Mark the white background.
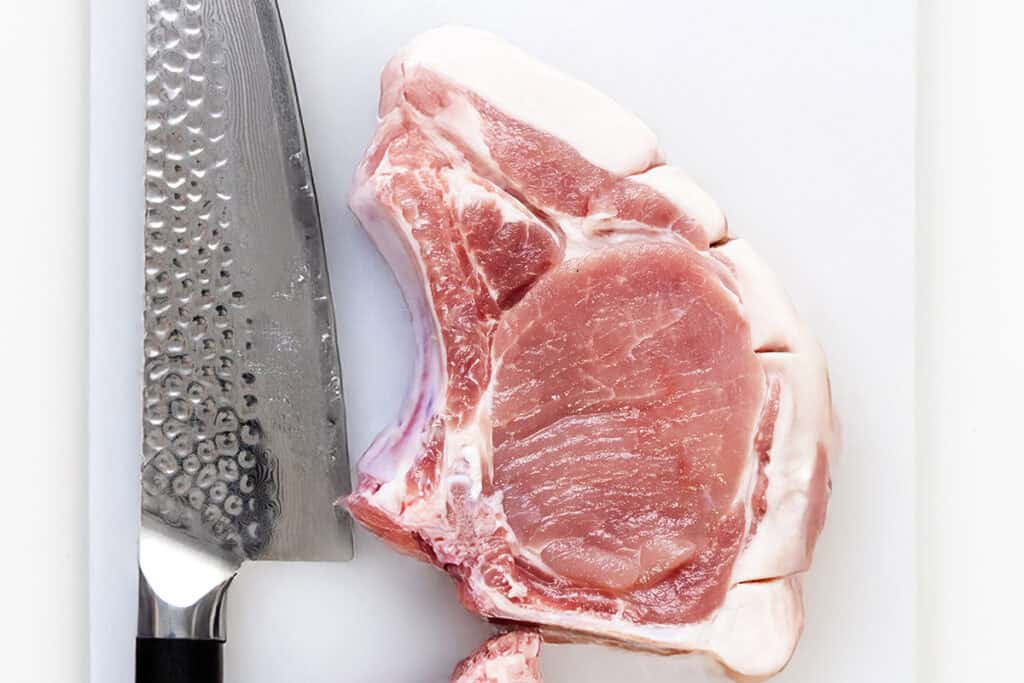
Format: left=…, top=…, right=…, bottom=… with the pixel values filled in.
left=1, top=1, right=1021, bottom=683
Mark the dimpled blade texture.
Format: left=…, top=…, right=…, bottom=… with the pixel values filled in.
left=142, top=0, right=352, bottom=563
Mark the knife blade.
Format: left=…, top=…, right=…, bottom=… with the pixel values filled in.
left=138, top=1, right=351, bottom=681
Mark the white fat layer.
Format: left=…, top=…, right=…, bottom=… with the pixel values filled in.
left=718, top=239, right=811, bottom=355
left=429, top=95, right=497, bottom=171
left=732, top=352, right=828, bottom=583
left=483, top=662, right=514, bottom=681
left=455, top=634, right=541, bottom=683
left=560, top=217, right=691, bottom=261
left=716, top=239, right=836, bottom=584
left=731, top=396, right=766, bottom=538
left=444, top=422, right=489, bottom=500
left=630, top=165, right=728, bottom=244
left=347, top=136, right=449, bottom=516
left=472, top=573, right=803, bottom=679
left=553, top=216, right=590, bottom=260
left=446, top=166, right=519, bottom=222
left=394, top=26, right=663, bottom=175
left=482, top=656, right=533, bottom=682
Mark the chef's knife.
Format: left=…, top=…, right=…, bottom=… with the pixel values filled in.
left=139, top=1, right=352, bottom=681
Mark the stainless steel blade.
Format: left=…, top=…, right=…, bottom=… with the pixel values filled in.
left=140, top=0, right=351, bottom=640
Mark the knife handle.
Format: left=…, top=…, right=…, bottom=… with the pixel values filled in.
left=136, top=638, right=223, bottom=683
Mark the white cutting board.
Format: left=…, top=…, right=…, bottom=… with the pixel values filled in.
left=89, top=1, right=915, bottom=682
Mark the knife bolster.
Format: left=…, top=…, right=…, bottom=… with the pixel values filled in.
left=138, top=570, right=233, bottom=641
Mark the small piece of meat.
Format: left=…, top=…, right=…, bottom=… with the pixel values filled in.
left=450, top=632, right=544, bottom=683
left=346, top=26, right=836, bottom=681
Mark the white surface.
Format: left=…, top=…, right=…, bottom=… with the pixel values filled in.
left=0, top=4, right=89, bottom=683
left=916, top=2, right=1024, bottom=682
left=86, top=1, right=917, bottom=682
left=89, top=2, right=146, bottom=683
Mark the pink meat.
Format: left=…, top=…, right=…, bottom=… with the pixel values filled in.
left=450, top=632, right=543, bottom=683
left=346, top=27, right=836, bottom=681
left=492, top=243, right=761, bottom=621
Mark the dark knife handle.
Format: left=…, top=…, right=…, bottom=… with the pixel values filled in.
left=136, top=638, right=223, bottom=683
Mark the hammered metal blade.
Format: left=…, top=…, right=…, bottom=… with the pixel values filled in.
left=142, top=0, right=352, bottom=584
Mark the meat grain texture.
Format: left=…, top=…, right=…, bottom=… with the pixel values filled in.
left=346, top=26, right=837, bottom=681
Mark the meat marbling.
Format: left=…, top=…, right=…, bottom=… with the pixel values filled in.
left=346, top=26, right=836, bottom=680
left=451, top=632, right=543, bottom=683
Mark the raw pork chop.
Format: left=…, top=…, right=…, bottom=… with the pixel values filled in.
left=347, top=27, right=836, bottom=680
left=451, top=632, right=543, bottom=683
